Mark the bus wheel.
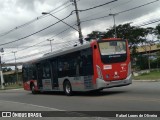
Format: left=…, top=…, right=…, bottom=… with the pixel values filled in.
left=64, top=81, right=73, bottom=96
left=31, top=84, right=36, bottom=94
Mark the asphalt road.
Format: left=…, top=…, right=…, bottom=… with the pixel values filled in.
left=0, top=81, right=160, bottom=120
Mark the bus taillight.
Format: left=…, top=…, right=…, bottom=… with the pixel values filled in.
left=96, top=65, right=103, bottom=79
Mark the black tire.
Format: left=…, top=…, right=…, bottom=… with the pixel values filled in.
left=63, top=81, right=73, bottom=96
left=30, top=84, right=36, bottom=94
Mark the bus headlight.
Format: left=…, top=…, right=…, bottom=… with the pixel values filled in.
left=96, top=65, right=103, bottom=79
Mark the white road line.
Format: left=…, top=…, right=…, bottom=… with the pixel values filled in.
left=0, top=100, right=112, bottom=118
left=0, top=100, right=64, bottom=111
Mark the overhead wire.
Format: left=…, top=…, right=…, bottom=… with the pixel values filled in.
left=3, top=0, right=160, bottom=63
left=0, top=0, right=72, bottom=38
left=0, top=12, right=74, bottom=47
left=3, top=21, right=77, bottom=56
left=0, top=0, right=118, bottom=47
left=80, top=0, right=133, bottom=21
left=81, top=0, right=160, bottom=23
left=78, top=0, right=118, bottom=12
left=5, top=40, right=78, bottom=62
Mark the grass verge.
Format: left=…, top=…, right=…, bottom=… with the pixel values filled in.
left=133, top=70, right=160, bottom=80
left=0, top=84, right=23, bottom=90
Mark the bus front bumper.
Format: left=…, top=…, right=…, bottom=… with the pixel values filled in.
left=96, top=74, right=132, bottom=89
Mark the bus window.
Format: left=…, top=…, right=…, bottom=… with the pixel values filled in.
left=42, top=61, right=51, bottom=79
left=58, top=52, right=78, bottom=78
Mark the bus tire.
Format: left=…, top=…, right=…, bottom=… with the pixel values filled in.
left=30, top=83, right=36, bottom=94
left=63, top=81, right=73, bottom=96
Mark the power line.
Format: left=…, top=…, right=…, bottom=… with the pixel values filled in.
left=5, top=17, right=159, bottom=57
left=0, top=0, right=72, bottom=38
left=80, top=0, right=133, bottom=21
left=0, top=0, right=119, bottom=47
left=118, top=0, right=159, bottom=14
left=5, top=40, right=78, bottom=62
left=3, top=22, right=77, bottom=56
left=81, top=0, right=160, bottom=23
left=0, top=0, right=82, bottom=38
left=78, top=0, right=118, bottom=12
left=0, top=12, right=74, bottom=47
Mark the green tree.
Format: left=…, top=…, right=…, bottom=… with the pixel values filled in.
left=85, top=31, right=106, bottom=41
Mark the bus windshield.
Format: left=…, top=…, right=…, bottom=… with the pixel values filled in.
left=99, top=41, right=126, bottom=55
left=98, top=40, right=127, bottom=64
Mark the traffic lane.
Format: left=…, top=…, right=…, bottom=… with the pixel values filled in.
left=1, top=100, right=157, bottom=120
left=0, top=82, right=160, bottom=111
left=0, top=99, right=61, bottom=111
left=0, top=100, right=112, bottom=120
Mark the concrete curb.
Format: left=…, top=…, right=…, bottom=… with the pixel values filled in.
left=133, top=80, right=160, bottom=82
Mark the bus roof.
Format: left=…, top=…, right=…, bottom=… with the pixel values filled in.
left=34, top=42, right=91, bottom=63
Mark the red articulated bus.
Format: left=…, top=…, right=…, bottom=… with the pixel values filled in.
left=22, top=38, right=132, bottom=95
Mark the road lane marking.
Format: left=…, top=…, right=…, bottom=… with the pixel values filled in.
left=0, top=100, right=96, bottom=117
left=0, top=100, right=64, bottom=111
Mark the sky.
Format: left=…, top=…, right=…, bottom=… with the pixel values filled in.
left=0, top=0, right=160, bottom=64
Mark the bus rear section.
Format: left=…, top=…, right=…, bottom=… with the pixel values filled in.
left=92, top=38, right=132, bottom=90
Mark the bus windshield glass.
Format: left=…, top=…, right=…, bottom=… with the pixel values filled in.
left=99, top=41, right=126, bottom=55
left=98, top=40, right=127, bottom=64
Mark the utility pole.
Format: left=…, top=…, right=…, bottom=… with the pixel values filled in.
left=12, top=51, right=18, bottom=84
left=0, top=48, right=4, bottom=89
left=72, top=0, right=83, bottom=44
left=47, top=39, right=54, bottom=52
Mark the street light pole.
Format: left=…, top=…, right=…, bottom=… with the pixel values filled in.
left=47, top=39, right=54, bottom=52
left=109, top=13, right=118, bottom=38
left=12, top=51, right=18, bottom=84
